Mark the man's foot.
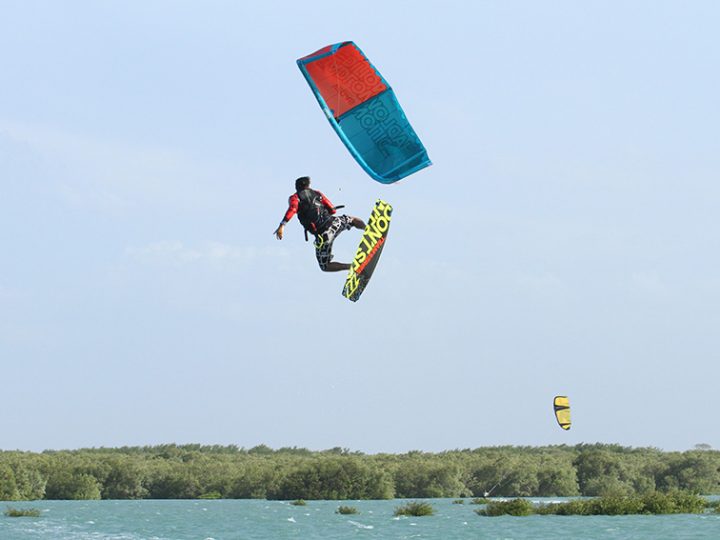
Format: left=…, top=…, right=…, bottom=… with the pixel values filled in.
left=323, top=262, right=351, bottom=272
left=351, top=217, right=366, bottom=229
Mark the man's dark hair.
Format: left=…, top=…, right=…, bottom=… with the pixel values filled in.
left=295, top=176, right=311, bottom=191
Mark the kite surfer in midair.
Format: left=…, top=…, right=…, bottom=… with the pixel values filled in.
left=274, top=176, right=366, bottom=272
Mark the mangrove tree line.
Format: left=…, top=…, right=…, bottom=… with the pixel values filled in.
left=0, top=444, right=718, bottom=501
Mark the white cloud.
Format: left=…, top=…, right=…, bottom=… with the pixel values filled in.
left=0, top=121, right=243, bottom=211
left=630, top=271, right=667, bottom=296
left=515, top=271, right=567, bottom=297
left=125, top=240, right=290, bottom=268
left=0, top=285, right=15, bottom=300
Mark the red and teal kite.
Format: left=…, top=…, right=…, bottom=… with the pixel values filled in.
left=297, top=42, right=431, bottom=184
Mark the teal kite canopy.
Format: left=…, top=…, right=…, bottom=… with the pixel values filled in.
left=297, top=41, right=431, bottom=184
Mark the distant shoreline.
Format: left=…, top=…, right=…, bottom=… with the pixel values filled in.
left=1, top=443, right=718, bottom=501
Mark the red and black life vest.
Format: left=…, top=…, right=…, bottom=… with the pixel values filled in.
left=296, top=189, right=332, bottom=235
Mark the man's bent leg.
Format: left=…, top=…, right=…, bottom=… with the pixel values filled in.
left=316, top=236, right=348, bottom=272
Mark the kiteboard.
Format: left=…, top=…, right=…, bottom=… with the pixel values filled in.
left=342, top=200, right=392, bottom=302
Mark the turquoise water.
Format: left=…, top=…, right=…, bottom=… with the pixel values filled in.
left=2, top=499, right=720, bottom=540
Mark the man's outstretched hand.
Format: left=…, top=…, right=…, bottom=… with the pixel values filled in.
left=273, top=224, right=284, bottom=240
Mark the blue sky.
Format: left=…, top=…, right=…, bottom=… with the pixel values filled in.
left=2, top=1, right=719, bottom=453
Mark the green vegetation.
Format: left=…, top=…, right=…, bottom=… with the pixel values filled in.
left=0, top=444, right=718, bottom=501
left=476, top=498, right=533, bottom=516
left=394, top=501, right=434, bottom=516
left=336, top=505, right=359, bottom=514
left=476, top=492, right=707, bottom=517
left=4, top=507, right=41, bottom=517
left=452, top=499, right=465, bottom=504
left=290, top=499, right=306, bottom=506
